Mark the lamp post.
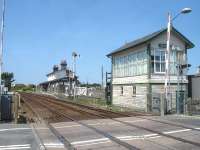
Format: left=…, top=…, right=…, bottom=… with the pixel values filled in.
left=164, top=8, right=192, bottom=113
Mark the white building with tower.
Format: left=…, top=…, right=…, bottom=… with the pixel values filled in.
left=107, top=27, right=194, bottom=113
left=38, top=60, right=79, bottom=95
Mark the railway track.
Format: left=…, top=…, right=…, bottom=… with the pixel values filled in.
left=21, top=93, right=130, bottom=123
left=33, top=93, right=152, bottom=117
left=22, top=93, right=200, bottom=132
left=21, top=92, right=140, bottom=150
left=21, top=93, right=200, bottom=150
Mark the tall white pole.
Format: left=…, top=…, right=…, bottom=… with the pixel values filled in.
left=101, top=65, right=104, bottom=89
left=164, top=13, right=171, bottom=113
left=72, top=52, right=77, bottom=100
left=0, top=0, right=5, bottom=91
left=177, top=52, right=180, bottom=114
left=73, top=55, right=76, bottom=100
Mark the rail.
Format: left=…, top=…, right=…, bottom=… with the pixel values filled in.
left=21, top=93, right=200, bottom=149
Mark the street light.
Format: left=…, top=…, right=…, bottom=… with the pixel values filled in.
left=172, top=8, right=192, bottom=21
left=164, top=8, right=192, bottom=113
left=181, top=8, right=192, bottom=14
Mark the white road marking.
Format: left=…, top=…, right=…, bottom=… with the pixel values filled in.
left=52, top=118, right=199, bottom=148
left=44, top=143, right=64, bottom=148
left=123, top=135, right=161, bottom=141
left=72, top=138, right=109, bottom=145
left=37, top=127, right=51, bottom=130
left=55, top=124, right=81, bottom=129
left=117, top=133, right=158, bottom=139
left=124, top=119, right=146, bottom=123
left=163, top=129, right=191, bottom=134
left=0, top=144, right=30, bottom=148
left=74, top=141, right=111, bottom=147
left=0, top=128, right=31, bottom=132
left=72, top=134, right=160, bottom=146
left=71, top=136, right=162, bottom=148
left=54, top=119, right=146, bottom=129
left=0, top=147, right=31, bottom=150
left=148, top=136, right=162, bottom=139
left=0, top=144, right=31, bottom=150
left=70, top=127, right=196, bottom=147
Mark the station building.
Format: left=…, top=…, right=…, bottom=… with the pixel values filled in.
left=38, top=60, right=79, bottom=96
left=107, top=27, right=194, bottom=113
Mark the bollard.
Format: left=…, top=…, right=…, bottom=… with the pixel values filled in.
left=160, top=93, right=164, bottom=117
left=14, top=92, right=21, bottom=123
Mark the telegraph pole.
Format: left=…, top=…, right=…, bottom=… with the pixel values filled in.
left=101, top=65, right=104, bottom=89
left=0, top=0, right=5, bottom=93
left=72, top=52, right=79, bottom=100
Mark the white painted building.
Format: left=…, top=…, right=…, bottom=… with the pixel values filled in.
left=47, top=61, right=73, bottom=81
left=39, top=60, right=78, bottom=95
left=107, top=27, right=194, bottom=113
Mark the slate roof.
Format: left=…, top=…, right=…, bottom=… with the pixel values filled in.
left=107, top=26, right=194, bottom=57
left=39, top=77, right=70, bottom=85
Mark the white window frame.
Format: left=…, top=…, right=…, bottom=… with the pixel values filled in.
left=153, top=49, right=166, bottom=74
left=152, top=49, right=178, bottom=74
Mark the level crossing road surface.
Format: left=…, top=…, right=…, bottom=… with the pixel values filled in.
left=0, top=124, right=39, bottom=150
left=0, top=123, right=65, bottom=150
left=51, top=115, right=200, bottom=150
left=0, top=115, right=200, bottom=150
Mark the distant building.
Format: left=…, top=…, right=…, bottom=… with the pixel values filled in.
left=188, top=66, right=200, bottom=99
left=107, top=27, right=194, bottom=113
left=47, top=60, right=73, bottom=81
left=38, top=60, right=79, bottom=95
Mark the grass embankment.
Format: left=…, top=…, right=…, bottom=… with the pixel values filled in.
left=55, top=94, right=144, bottom=113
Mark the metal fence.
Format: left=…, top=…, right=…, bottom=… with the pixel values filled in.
left=76, top=87, right=105, bottom=100
left=147, top=93, right=167, bottom=115
left=146, top=92, right=187, bottom=115
left=147, top=92, right=200, bottom=116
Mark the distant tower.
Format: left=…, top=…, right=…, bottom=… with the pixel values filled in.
left=53, top=65, right=59, bottom=72
left=60, top=60, right=67, bottom=70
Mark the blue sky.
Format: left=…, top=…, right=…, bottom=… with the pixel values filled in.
left=1, top=0, right=200, bottom=84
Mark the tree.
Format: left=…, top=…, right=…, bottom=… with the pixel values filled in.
left=1, top=72, right=14, bottom=91
left=12, top=83, right=36, bottom=92
left=11, top=84, right=26, bottom=91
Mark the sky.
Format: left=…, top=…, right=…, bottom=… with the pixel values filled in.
left=0, top=0, right=200, bottom=84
